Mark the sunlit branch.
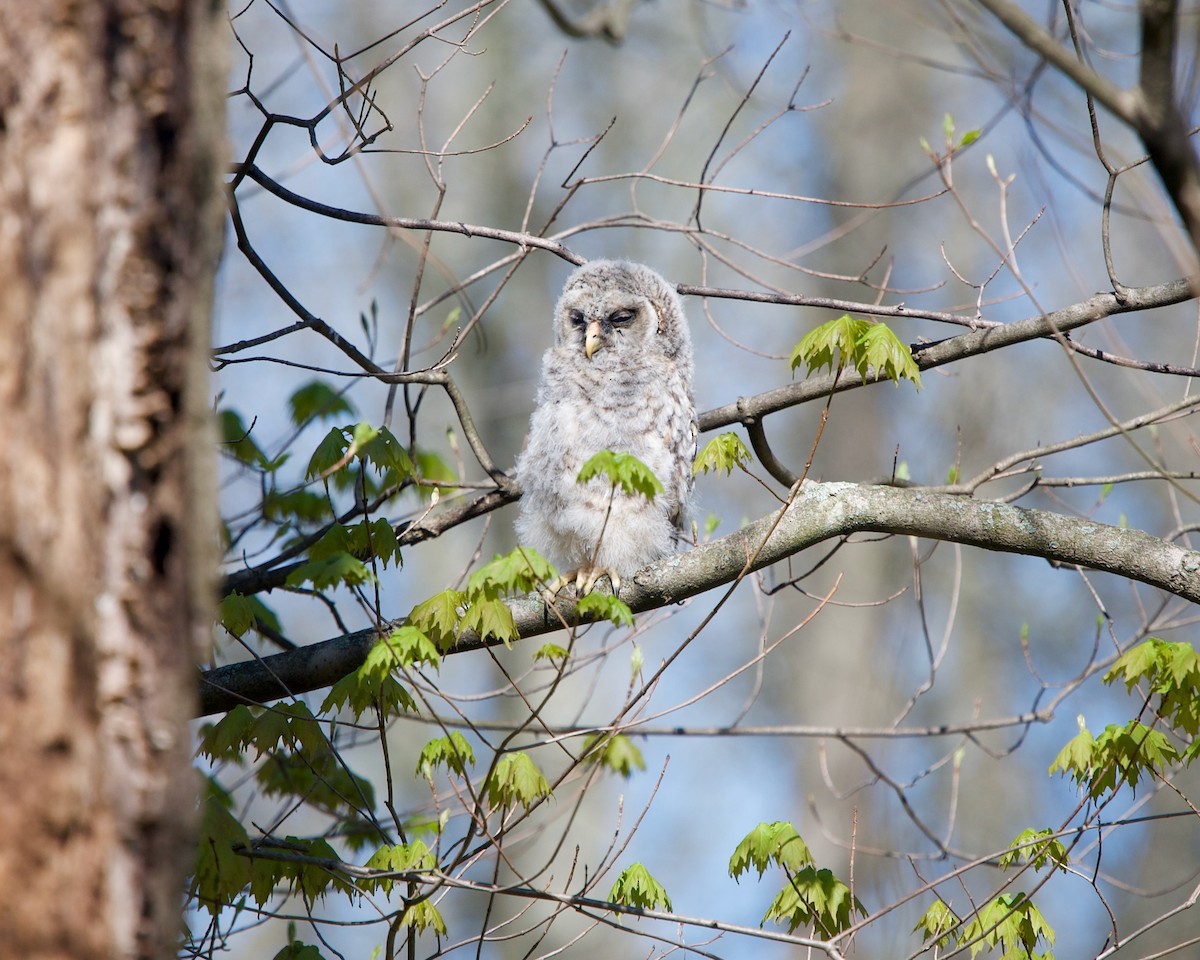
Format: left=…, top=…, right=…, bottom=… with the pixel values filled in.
left=199, top=481, right=1200, bottom=714
left=697, top=277, right=1194, bottom=431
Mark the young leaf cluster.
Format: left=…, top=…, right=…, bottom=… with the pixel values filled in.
left=406, top=546, right=556, bottom=652
left=999, top=829, right=1069, bottom=874
left=321, top=549, right=559, bottom=726
left=693, top=432, right=753, bottom=477
left=790, top=314, right=921, bottom=389
left=1050, top=716, right=1181, bottom=800
left=285, top=518, right=401, bottom=590
left=217, top=591, right=282, bottom=640
left=1105, top=638, right=1200, bottom=753
left=577, top=449, right=664, bottom=500
left=193, top=777, right=358, bottom=917
left=582, top=733, right=646, bottom=778
left=608, top=862, right=673, bottom=912
left=359, top=840, right=437, bottom=895
left=485, top=752, right=552, bottom=811
left=416, top=731, right=476, bottom=782
left=915, top=893, right=1055, bottom=959
left=321, top=628, right=426, bottom=719
left=576, top=591, right=635, bottom=627
left=729, top=821, right=862, bottom=938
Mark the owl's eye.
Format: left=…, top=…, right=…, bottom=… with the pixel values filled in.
left=568, top=310, right=586, bottom=327
left=608, top=310, right=635, bottom=326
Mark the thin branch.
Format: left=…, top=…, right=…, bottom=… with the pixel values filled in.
left=238, top=164, right=584, bottom=264
left=973, top=0, right=1138, bottom=124
left=697, top=277, right=1195, bottom=431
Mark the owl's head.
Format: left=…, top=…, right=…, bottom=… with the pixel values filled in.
left=553, top=259, right=692, bottom=364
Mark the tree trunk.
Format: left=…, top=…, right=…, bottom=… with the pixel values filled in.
left=0, top=3, right=225, bottom=958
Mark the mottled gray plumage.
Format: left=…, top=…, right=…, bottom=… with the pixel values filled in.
left=515, top=259, right=697, bottom=592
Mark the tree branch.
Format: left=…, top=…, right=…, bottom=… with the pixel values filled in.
left=199, top=481, right=1200, bottom=715
left=698, top=278, right=1193, bottom=432
left=972, top=0, right=1138, bottom=124
left=975, top=0, right=1200, bottom=264
left=1132, top=0, right=1200, bottom=261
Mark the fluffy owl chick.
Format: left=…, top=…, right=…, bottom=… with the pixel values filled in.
left=515, top=259, right=697, bottom=596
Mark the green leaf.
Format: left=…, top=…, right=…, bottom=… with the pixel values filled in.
left=306, top=523, right=354, bottom=561
left=288, top=380, right=355, bottom=427
left=399, top=900, right=447, bottom=935
left=789, top=314, right=920, bottom=388
left=693, top=432, right=753, bottom=477
left=467, top=548, right=556, bottom=601
left=962, top=892, right=1055, bottom=958
left=306, top=426, right=352, bottom=480
left=1048, top=715, right=1095, bottom=782
left=1000, top=828, right=1069, bottom=874
left=729, top=821, right=813, bottom=880
left=257, top=748, right=375, bottom=819
left=533, top=642, right=570, bottom=662
left=198, top=704, right=256, bottom=761
left=608, top=862, right=672, bottom=912
left=959, top=128, right=981, bottom=147
left=271, top=940, right=326, bottom=960
left=217, top=592, right=282, bottom=641
left=379, top=625, right=442, bottom=670
left=1104, top=638, right=1161, bottom=691
left=458, top=598, right=518, bottom=646
left=321, top=654, right=417, bottom=720
left=914, top=898, right=960, bottom=950
left=219, top=409, right=268, bottom=468
left=361, top=840, right=437, bottom=895
left=577, top=450, right=664, bottom=500
left=762, top=866, right=864, bottom=938
left=583, top=734, right=646, bottom=778
left=416, top=448, right=459, bottom=495
left=192, top=777, right=252, bottom=916
left=408, top=589, right=467, bottom=652
left=576, top=592, right=635, bottom=627
left=790, top=314, right=872, bottom=379
left=285, top=554, right=373, bottom=590
left=357, top=425, right=414, bottom=481
left=264, top=488, right=331, bottom=524
left=288, top=838, right=354, bottom=901
left=856, top=322, right=923, bottom=387
left=307, top=518, right=400, bottom=567
left=486, top=752, right=552, bottom=810
left=416, top=732, right=476, bottom=781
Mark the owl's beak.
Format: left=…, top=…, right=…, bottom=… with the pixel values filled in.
left=584, top=320, right=603, bottom=359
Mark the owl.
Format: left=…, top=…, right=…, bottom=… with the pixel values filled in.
left=515, top=259, right=697, bottom=595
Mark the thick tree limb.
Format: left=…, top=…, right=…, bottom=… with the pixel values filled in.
left=220, top=277, right=1193, bottom=598
left=199, top=481, right=1200, bottom=715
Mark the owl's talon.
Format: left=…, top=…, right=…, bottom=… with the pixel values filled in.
left=540, top=575, right=570, bottom=605
left=541, top=566, right=621, bottom=603
left=574, top=565, right=619, bottom=597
